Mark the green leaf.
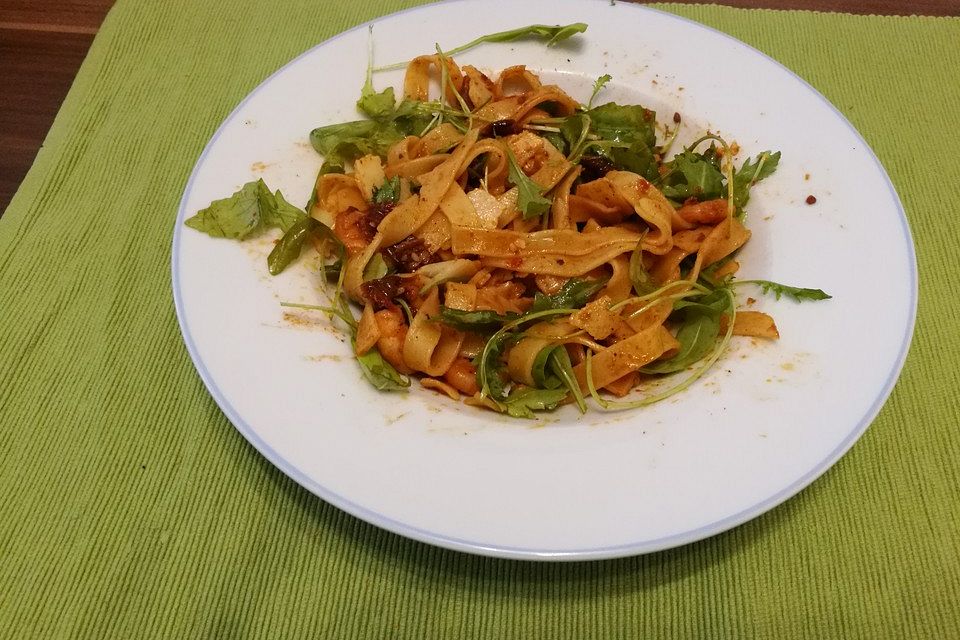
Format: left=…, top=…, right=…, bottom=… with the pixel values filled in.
left=390, top=100, right=437, bottom=136
left=641, top=313, right=720, bottom=374
left=610, top=141, right=658, bottom=181
left=185, top=180, right=306, bottom=240
left=357, top=85, right=397, bottom=120
left=262, top=189, right=306, bottom=232
left=629, top=237, right=657, bottom=296
left=560, top=114, right=589, bottom=149
left=355, top=343, right=411, bottom=391
left=436, top=307, right=519, bottom=332
left=530, top=277, right=608, bottom=313
left=477, top=332, right=518, bottom=401
left=310, top=120, right=379, bottom=156
left=733, top=151, right=781, bottom=211
left=588, top=74, right=612, bottom=109
left=377, top=23, right=588, bottom=73
left=185, top=180, right=264, bottom=239
left=561, top=113, right=593, bottom=162
left=373, top=176, right=401, bottom=205
left=672, top=288, right=733, bottom=315
left=267, top=216, right=340, bottom=276
left=438, top=279, right=606, bottom=332
left=542, top=131, right=569, bottom=156
left=587, top=102, right=657, bottom=149
left=548, top=347, right=586, bottom=413
left=310, top=101, right=435, bottom=169
left=304, top=176, right=320, bottom=213
left=362, top=253, right=390, bottom=281
left=641, top=289, right=732, bottom=374
left=309, top=119, right=405, bottom=168
left=318, top=161, right=346, bottom=177
left=737, top=279, right=831, bottom=302
left=444, top=22, right=588, bottom=57
left=506, top=148, right=552, bottom=219
left=579, top=102, right=658, bottom=176
left=503, top=387, right=570, bottom=419
left=531, top=345, right=562, bottom=389
left=661, top=150, right=725, bottom=201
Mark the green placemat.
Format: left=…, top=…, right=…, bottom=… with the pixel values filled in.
left=1, top=1, right=958, bottom=637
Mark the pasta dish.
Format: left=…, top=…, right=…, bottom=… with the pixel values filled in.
left=185, top=24, right=828, bottom=419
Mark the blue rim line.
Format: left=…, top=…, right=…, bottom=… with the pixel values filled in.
left=171, top=0, right=918, bottom=561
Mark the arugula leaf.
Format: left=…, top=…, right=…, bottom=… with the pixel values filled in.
left=642, top=289, right=732, bottom=374
left=736, top=279, right=831, bottom=302
left=304, top=176, right=320, bottom=213
left=355, top=342, right=411, bottom=391
left=629, top=237, right=657, bottom=295
left=542, top=131, right=568, bottom=156
left=438, top=279, right=605, bottom=332
left=267, top=215, right=341, bottom=276
left=373, top=176, right=401, bottom=205
left=436, top=307, right=520, bottom=332
left=733, top=151, right=781, bottom=211
left=356, top=24, right=396, bottom=120
left=309, top=119, right=403, bottom=172
left=362, top=253, right=391, bottom=281
left=185, top=179, right=305, bottom=239
left=530, top=278, right=608, bottom=313
left=587, top=102, right=657, bottom=150
left=321, top=258, right=344, bottom=282
left=577, top=102, right=659, bottom=177
left=642, top=313, right=720, bottom=374
left=588, top=74, right=612, bottom=109
left=560, top=114, right=589, bottom=150
left=506, top=148, right=552, bottom=219
left=310, top=101, right=434, bottom=171
left=660, top=150, right=725, bottom=201
left=263, top=189, right=306, bottom=231
left=548, top=347, right=586, bottom=413
left=672, top=288, right=732, bottom=315
left=377, top=23, right=588, bottom=72
left=559, top=113, right=596, bottom=163
left=390, top=99, right=437, bottom=135
left=531, top=345, right=563, bottom=389
left=441, top=23, right=588, bottom=57
left=503, top=387, right=569, bottom=419
left=610, top=141, right=658, bottom=182
left=477, top=332, right=517, bottom=400
left=318, top=162, right=346, bottom=178
left=357, top=85, right=397, bottom=120
left=185, top=180, right=263, bottom=239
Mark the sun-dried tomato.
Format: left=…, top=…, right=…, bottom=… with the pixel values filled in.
left=579, top=155, right=615, bottom=181
left=384, top=236, right=436, bottom=272
left=359, top=274, right=419, bottom=311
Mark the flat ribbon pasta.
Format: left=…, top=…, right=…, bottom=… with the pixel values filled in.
left=402, top=286, right=470, bottom=376
left=572, top=324, right=678, bottom=391
left=403, top=55, right=464, bottom=104
left=604, top=171, right=675, bottom=255
left=380, top=127, right=480, bottom=247
left=450, top=226, right=643, bottom=277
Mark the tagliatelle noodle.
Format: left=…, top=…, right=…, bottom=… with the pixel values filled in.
left=403, top=54, right=464, bottom=104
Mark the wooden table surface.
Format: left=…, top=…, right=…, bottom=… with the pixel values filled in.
left=1, top=0, right=957, bottom=215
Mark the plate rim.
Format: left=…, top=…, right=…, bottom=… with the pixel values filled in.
left=171, top=0, right=918, bottom=560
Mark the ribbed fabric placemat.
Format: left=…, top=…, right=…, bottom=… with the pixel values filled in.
left=1, top=1, right=958, bottom=637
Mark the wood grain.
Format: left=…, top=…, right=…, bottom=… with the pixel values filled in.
left=0, top=0, right=114, bottom=30
left=1, top=0, right=957, bottom=215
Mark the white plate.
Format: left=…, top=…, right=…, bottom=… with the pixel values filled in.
left=172, top=0, right=916, bottom=560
